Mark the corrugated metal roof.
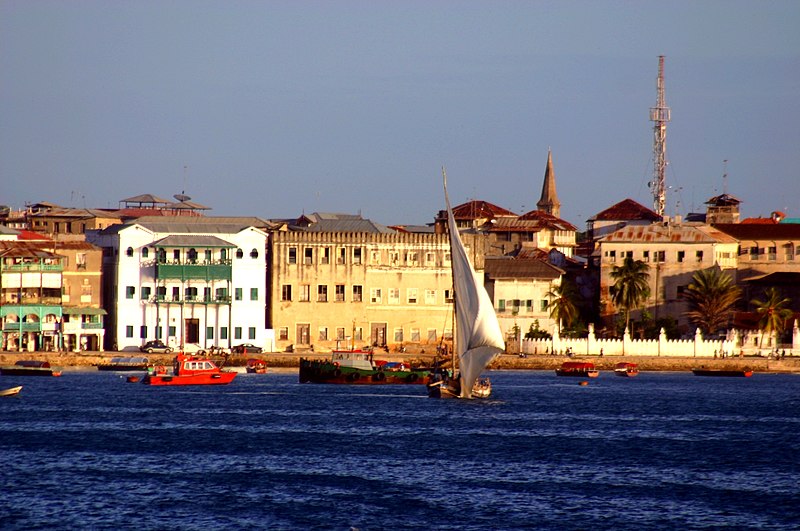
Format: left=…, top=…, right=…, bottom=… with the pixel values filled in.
left=589, top=198, right=661, bottom=222
left=484, top=256, right=563, bottom=279
left=600, top=224, right=732, bottom=244
left=153, top=235, right=235, bottom=247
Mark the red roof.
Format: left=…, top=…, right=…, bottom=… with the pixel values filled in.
left=451, top=200, right=516, bottom=221
left=590, top=199, right=660, bottom=222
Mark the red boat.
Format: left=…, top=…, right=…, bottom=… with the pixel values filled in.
left=555, top=361, right=599, bottom=378
left=142, top=353, right=237, bottom=386
left=246, top=358, right=268, bottom=374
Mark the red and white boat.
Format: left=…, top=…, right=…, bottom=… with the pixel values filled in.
left=555, top=361, right=599, bottom=378
left=142, top=353, right=236, bottom=386
left=614, top=362, right=639, bottom=377
left=246, top=358, right=268, bottom=374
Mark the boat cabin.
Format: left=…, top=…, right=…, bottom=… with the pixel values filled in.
left=330, top=349, right=374, bottom=371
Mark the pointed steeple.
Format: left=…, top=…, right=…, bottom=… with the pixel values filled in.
left=537, top=149, right=561, bottom=218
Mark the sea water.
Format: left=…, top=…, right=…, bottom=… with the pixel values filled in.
left=1, top=370, right=798, bottom=530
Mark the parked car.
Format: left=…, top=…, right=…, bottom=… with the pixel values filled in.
left=140, top=340, right=173, bottom=354
left=232, top=343, right=262, bottom=354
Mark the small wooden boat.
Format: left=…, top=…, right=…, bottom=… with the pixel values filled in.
left=0, top=360, right=62, bottom=377
left=692, top=368, right=753, bottom=377
left=614, top=362, right=639, bottom=377
left=556, top=361, right=599, bottom=378
left=0, top=386, right=23, bottom=397
left=245, top=358, right=268, bottom=374
left=142, top=353, right=237, bottom=386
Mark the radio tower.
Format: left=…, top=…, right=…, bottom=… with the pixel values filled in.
left=649, top=56, right=670, bottom=220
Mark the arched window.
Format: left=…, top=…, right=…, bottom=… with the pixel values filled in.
left=126, top=247, right=134, bottom=257
left=220, top=249, right=227, bottom=261
left=250, top=248, right=259, bottom=259
left=142, top=247, right=149, bottom=258
left=188, top=248, right=198, bottom=263
left=205, top=250, right=212, bottom=262
left=157, top=249, right=166, bottom=263
left=236, top=248, right=244, bottom=259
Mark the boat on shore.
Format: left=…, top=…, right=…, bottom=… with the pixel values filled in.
left=96, top=356, right=150, bottom=372
left=0, top=360, right=62, bottom=377
left=614, top=362, right=639, bottom=377
left=556, top=361, right=599, bottom=378
left=246, top=358, right=268, bottom=374
left=142, top=353, right=236, bottom=386
left=0, top=386, right=23, bottom=397
left=427, top=168, right=505, bottom=399
left=299, top=348, right=430, bottom=385
left=692, top=367, right=753, bottom=377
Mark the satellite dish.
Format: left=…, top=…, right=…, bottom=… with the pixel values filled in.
left=173, top=194, right=191, bottom=202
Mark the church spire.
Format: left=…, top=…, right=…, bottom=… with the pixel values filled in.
left=537, top=149, right=561, bottom=218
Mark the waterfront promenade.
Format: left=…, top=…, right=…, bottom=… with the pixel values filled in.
left=2, top=350, right=799, bottom=374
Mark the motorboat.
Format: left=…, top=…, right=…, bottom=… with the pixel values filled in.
left=142, top=353, right=236, bottom=386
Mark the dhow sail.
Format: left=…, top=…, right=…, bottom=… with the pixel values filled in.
left=443, top=168, right=505, bottom=398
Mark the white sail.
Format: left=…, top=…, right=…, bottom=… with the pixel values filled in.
left=443, top=169, right=505, bottom=398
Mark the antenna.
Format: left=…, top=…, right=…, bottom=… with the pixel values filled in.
left=649, top=56, right=670, bottom=220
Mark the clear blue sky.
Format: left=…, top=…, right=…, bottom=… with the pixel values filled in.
left=2, top=0, right=798, bottom=227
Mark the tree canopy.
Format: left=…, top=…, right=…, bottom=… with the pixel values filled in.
left=683, top=267, right=741, bottom=335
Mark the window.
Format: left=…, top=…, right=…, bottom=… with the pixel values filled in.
left=168, top=326, right=176, bottom=337
left=185, top=287, right=198, bottom=301
left=140, top=325, right=147, bottom=339
left=297, top=324, right=310, bottom=344
left=250, top=288, right=258, bottom=301
left=318, top=327, right=328, bottom=341
left=215, top=287, right=228, bottom=301
left=141, top=286, right=151, bottom=300
left=236, top=248, right=244, bottom=259
left=407, top=288, right=418, bottom=304
left=279, top=327, right=289, bottom=340
left=188, top=248, right=197, bottom=263
left=335, top=284, right=345, bottom=302
left=370, top=288, right=382, bottom=303
left=406, top=251, right=419, bottom=265
left=388, top=288, right=400, bottom=304
left=696, top=250, right=704, bottom=262
left=235, top=288, right=243, bottom=301
left=643, top=250, right=650, bottom=262
left=125, top=286, right=135, bottom=299
left=207, top=327, right=214, bottom=340
left=155, top=327, right=163, bottom=339
left=300, top=285, right=311, bottom=302
left=126, top=247, right=134, bottom=257
left=281, top=285, right=292, bottom=301
left=235, top=327, right=242, bottom=340
left=220, top=249, right=227, bottom=261
left=142, top=247, right=149, bottom=258
left=321, top=247, right=330, bottom=264
left=126, top=326, right=134, bottom=338
left=425, top=289, right=436, bottom=305
left=498, top=300, right=506, bottom=313
left=394, top=328, right=403, bottom=342
left=250, top=248, right=259, bottom=259
left=337, top=247, right=346, bottom=264
left=444, top=252, right=451, bottom=265
left=540, top=300, right=548, bottom=312
left=445, top=289, right=454, bottom=303
left=370, top=250, right=380, bottom=264
left=768, top=246, right=777, bottom=260
left=353, top=248, right=363, bottom=265
left=608, top=250, right=616, bottom=262
left=677, top=251, right=685, bottom=263
left=336, top=327, right=346, bottom=341
left=204, top=287, right=211, bottom=301
left=205, top=250, right=212, bottom=262
left=157, top=286, right=167, bottom=300
left=425, top=252, right=435, bottom=265
left=624, top=251, right=633, bottom=259
left=317, top=285, right=328, bottom=302
left=389, top=251, right=400, bottom=265
left=428, top=329, right=437, bottom=342
left=411, top=328, right=420, bottom=342
left=248, top=327, right=256, bottom=340
left=656, top=251, right=666, bottom=262
left=288, top=247, right=297, bottom=264
left=352, top=285, right=363, bottom=302
left=354, top=327, right=363, bottom=341
left=221, top=327, right=228, bottom=340
left=304, top=247, right=313, bottom=265
left=173, top=249, right=181, bottom=261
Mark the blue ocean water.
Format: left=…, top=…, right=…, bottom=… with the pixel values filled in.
left=1, top=369, right=799, bottom=530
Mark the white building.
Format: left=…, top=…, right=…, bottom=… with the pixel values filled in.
left=89, top=217, right=270, bottom=352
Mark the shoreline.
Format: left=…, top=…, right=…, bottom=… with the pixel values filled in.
left=1, top=350, right=799, bottom=374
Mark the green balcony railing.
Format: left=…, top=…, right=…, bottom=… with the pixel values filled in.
left=155, top=262, right=232, bottom=281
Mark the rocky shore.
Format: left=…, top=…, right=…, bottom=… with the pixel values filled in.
left=1, top=350, right=799, bottom=374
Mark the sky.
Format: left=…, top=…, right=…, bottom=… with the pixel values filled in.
left=1, top=0, right=799, bottom=229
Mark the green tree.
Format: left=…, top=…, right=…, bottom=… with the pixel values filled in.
left=751, top=287, right=793, bottom=347
left=683, top=267, right=741, bottom=335
left=609, top=256, right=651, bottom=331
left=546, top=281, right=579, bottom=330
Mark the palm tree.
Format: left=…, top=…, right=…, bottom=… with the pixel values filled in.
left=546, top=281, right=579, bottom=330
left=609, top=256, right=651, bottom=331
left=751, top=287, right=793, bottom=348
left=683, top=267, right=741, bottom=335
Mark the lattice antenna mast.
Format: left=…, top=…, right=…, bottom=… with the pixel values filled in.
left=649, top=56, right=670, bottom=219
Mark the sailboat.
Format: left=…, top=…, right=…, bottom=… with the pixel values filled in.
left=427, top=168, right=506, bottom=399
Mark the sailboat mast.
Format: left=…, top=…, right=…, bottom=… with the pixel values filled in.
left=443, top=167, right=458, bottom=376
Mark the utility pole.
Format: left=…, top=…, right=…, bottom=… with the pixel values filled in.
left=649, top=56, right=670, bottom=220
